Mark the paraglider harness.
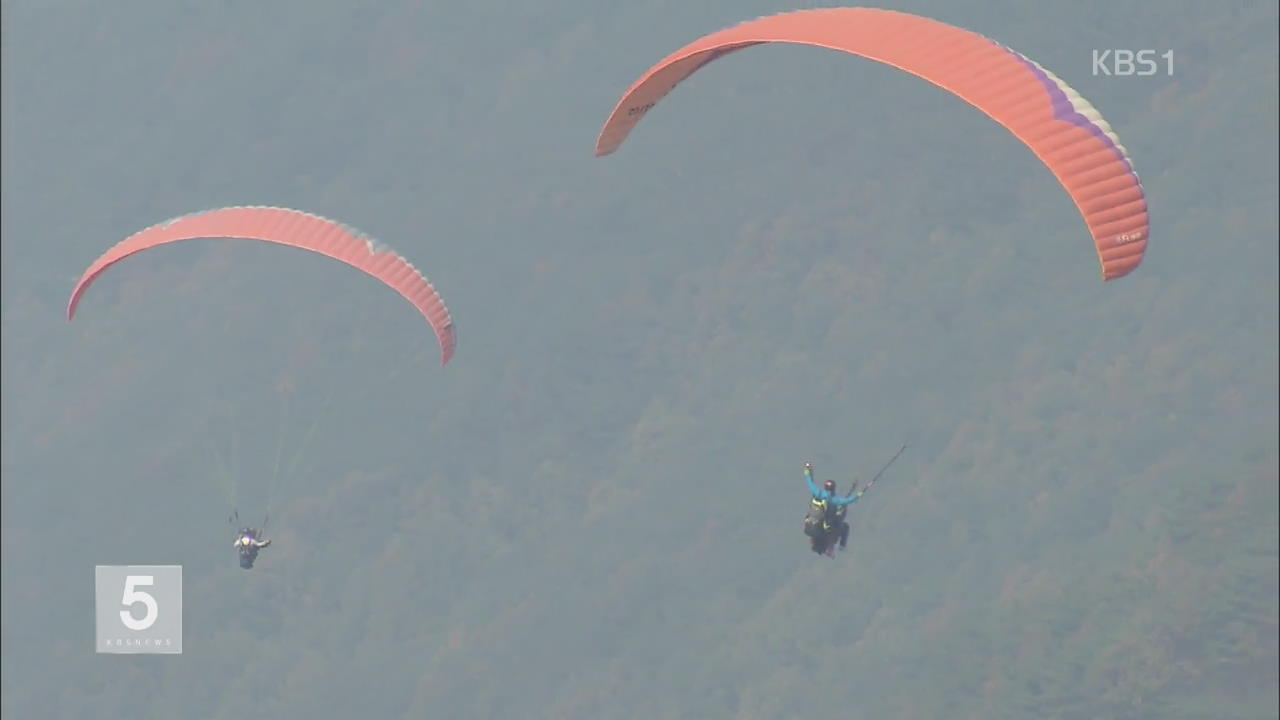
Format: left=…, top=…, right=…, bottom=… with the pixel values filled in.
left=804, top=445, right=906, bottom=555
left=230, top=511, right=271, bottom=569
left=804, top=491, right=850, bottom=556
left=804, top=496, right=843, bottom=539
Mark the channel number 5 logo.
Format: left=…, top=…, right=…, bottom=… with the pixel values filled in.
left=95, top=564, right=182, bottom=654
left=119, top=575, right=160, bottom=630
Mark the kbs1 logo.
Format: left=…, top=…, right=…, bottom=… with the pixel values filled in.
left=1092, top=49, right=1174, bottom=76
left=95, top=565, right=183, bottom=654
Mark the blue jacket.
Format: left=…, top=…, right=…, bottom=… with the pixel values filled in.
left=805, top=468, right=861, bottom=508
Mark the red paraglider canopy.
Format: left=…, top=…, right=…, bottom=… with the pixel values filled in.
left=595, top=7, right=1149, bottom=281
left=67, top=206, right=457, bottom=366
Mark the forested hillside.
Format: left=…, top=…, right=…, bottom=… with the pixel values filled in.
left=2, top=1, right=1276, bottom=718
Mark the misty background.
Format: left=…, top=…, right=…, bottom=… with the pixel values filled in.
left=2, top=1, right=1276, bottom=718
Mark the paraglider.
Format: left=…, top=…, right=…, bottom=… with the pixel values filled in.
left=228, top=511, right=272, bottom=569
left=234, top=527, right=272, bottom=570
left=227, top=507, right=272, bottom=568
left=67, top=206, right=457, bottom=568
left=803, top=463, right=860, bottom=555
left=803, top=446, right=906, bottom=557
left=595, top=7, right=1149, bottom=281
left=66, top=205, right=457, bottom=365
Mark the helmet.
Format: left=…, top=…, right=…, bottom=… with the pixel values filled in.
left=823, top=480, right=836, bottom=492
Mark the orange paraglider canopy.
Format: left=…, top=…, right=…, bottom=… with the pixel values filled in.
left=596, top=7, right=1148, bottom=281
left=67, top=206, right=457, bottom=366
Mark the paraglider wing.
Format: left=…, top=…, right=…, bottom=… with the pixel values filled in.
left=595, top=8, right=1148, bottom=281
left=67, top=206, right=457, bottom=365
